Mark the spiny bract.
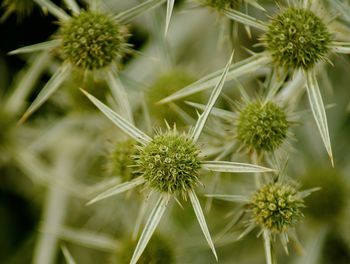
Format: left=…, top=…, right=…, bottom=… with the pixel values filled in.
left=236, top=101, right=288, bottom=152
left=135, top=132, right=201, bottom=197
left=59, top=11, right=128, bottom=70
left=250, top=183, right=304, bottom=232
left=264, top=7, right=331, bottom=70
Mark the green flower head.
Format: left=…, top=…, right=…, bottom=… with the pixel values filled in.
left=59, top=11, right=128, bottom=70
left=250, top=183, right=304, bottom=233
left=135, top=131, right=201, bottom=197
left=236, top=101, right=289, bottom=152
left=264, top=7, right=331, bottom=70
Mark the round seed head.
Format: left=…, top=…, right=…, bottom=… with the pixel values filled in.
left=236, top=101, right=289, bottom=152
left=107, top=140, right=138, bottom=182
left=136, top=132, right=201, bottom=197
left=250, top=183, right=304, bottom=232
left=264, top=7, right=331, bottom=70
left=59, top=11, right=128, bottom=70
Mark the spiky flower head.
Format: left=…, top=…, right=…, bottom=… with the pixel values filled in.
left=59, top=11, right=128, bottom=70
left=199, top=0, right=242, bottom=11
left=250, top=183, right=304, bottom=233
left=236, top=101, right=289, bottom=152
left=135, top=131, right=201, bottom=197
left=264, top=7, right=331, bottom=70
left=107, top=140, right=138, bottom=182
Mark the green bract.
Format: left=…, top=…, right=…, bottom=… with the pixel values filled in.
left=135, top=132, right=201, bottom=197
left=250, top=183, right=304, bottom=232
left=59, top=11, right=128, bottom=70
left=236, top=101, right=288, bottom=152
left=264, top=7, right=331, bottom=70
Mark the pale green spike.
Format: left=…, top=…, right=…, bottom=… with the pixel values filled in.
left=223, top=9, right=268, bottom=31
left=202, top=161, right=274, bottom=173
left=34, top=0, right=70, bottom=21
left=9, top=40, right=61, bottom=55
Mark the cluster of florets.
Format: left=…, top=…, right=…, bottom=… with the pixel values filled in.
left=135, top=132, right=201, bottom=197
left=59, top=11, right=128, bottom=70
left=236, top=101, right=289, bottom=152
left=107, top=140, right=138, bottom=182
left=250, top=183, right=304, bottom=232
left=264, top=7, right=331, bottom=70
left=199, top=0, right=242, bottom=10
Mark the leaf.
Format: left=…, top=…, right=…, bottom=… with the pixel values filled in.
left=186, top=101, right=235, bottom=120
left=19, top=64, right=71, bottom=124
left=202, top=161, right=274, bottom=173
left=63, top=0, right=80, bottom=14
left=9, top=40, right=61, bottom=55
left=165, top=0, right=175, bottom=35
left=81, top=90, right=152, bottom=145
left=61, top=245, right=76, bottom=264
left=263, top=230, right=273, bottom=264
left=105, top=70, right=134, bottom=124
left=130, top=194, right=170, bottom=264
left=205, top=194, right=250, bottom=203
left=115, top=0, right=165, bottom=24
left=158, top=55, right=270, bottom=104
left=223, top=9, right=267, bottom=31
left=86, top=177, right=146, bottom=205
left=191, top=52, right=234, bottom=142
left=34, top=0, right=70, bottom=21
left=188, top=190, right=218, bottom=261
left=305, top=71, right=334, bottom=166
left=331, top=41, right=350, bottom=54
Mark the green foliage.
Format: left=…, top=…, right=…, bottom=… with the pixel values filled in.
left=264, top=7, right=331, bottom=70
left=236, top=101, right=289, bottom=152
left=302, top=168, right=347, bottom=222
left=250, top=183, right=304, bottom=232
left=135, top=131, right=201, bottom=197
left=59, top=11, right=128, bottom=70
left=199, top=0, right=242, bottom=11
left=1, top=0, right=34, bottom=21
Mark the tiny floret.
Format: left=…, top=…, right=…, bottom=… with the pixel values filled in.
left=250, top=183, right=304, bottom=232
left=136, top=132, right=201, bottom=197
left=236, top=101, right=288, bottom=152
left=264, top=7, right=331, bottom=69
left=59, top=11, right=128, bottom=70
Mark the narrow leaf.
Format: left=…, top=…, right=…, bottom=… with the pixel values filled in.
left=205, top=194, right=250, bottom=203
left=130, top=194, right=170, bottom=264
left=87, top=177, right=146, bottom=205
left=189, top=190, right=218, bottom=261
left=263, top=230, right=273, bottom=264
left=61, top=245, right=76, bottom=264
left=331, top=41, right=350, bottom=54
left=191, top=52, right=234, bottom=142
left=186, top=101, right=234, bottom=120
left=34, top=0, right=70, bottom=21
left=165, top=0, right=175, bottom=35
left=115, top=0, right=165, bottom=24
left=202, top=161, right=274, bottom=173
left=81, top=90, right=152, bottom=145
left=9, top=40, right=61, bottom=55
left=106, top=71, right=134, bottom=124
left=305, top=71, right=333, bottom=166
left=223, top=9, right=267, bottom=31
left=19, top=64, right=70, bottom=124
left=63, top=0, right=80, bottom=14
left=159, top=55, right=270, bottom=104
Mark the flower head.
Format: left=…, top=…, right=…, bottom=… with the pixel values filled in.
left=236, top=101, right=289, bottom=152
left=59, top=11, right=128, bottom=70
left=250, top=182, right=304, bottom=233
left=263, top=7, right=331, bottom=70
